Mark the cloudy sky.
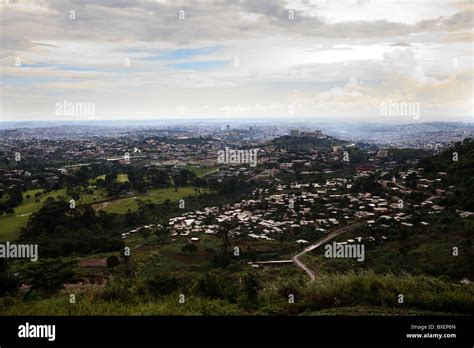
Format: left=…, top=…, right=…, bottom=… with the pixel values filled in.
left=0, top=0, right=473, bottom=122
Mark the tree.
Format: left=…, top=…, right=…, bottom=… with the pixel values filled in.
left=218, top=227, right=230, bottom=253
left=153, top=225, right=171, bottom=244
left=148, top=169, right=170, bottom=188
left=0, top=259, right=19, bottom=296
left=240, top=271, right=262, bottom=302
left=203, top=215, right=218, bottom=226
left=208, top=178, right=219, bottom=193
left=145, top=273, right=181, bottom=296
left=195, top=271, right=238, bottom=301
left=181, top=243, right=198, bottom=254
left=21, top=198, right=70, bottom=238
left=106, top=255, right=120, bottom=269
left=6, top=187, right=23, bottom=208
left=292, top=161, right=304, bottom=175
left=141, top=227, right=151, bottom=240
left=218, top=219, right=237, bottom=253
left=405, top=172, right=418, bottom=190
left=173, top=179, right=179, bottom=192
left=23, top=259, right=76, bottom=295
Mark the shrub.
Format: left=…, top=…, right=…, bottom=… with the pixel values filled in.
left=99, top=279, right=133, bottom=302
left=301, top=271, right=474, bottom=314
left=144, top=273, right=185, bottom=297
left=106, top=255, right=120, bottom=269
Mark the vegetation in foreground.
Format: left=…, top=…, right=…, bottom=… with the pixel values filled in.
left=0, top=270, right=472, bottom=316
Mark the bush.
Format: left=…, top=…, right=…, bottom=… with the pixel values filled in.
left=144, top=273, right=184, bottom=297
left=106, top=255, right=120, bottom=269
left=276, top=277, right=305, bottom=300
left=181, top=243, right=198, bottom=254
left=99, top=279, right=133, bottom=302
left=23, top=259, right=76, bottom=295
left=194, top=271, right=239, bottom=302
left=301, top=271, right=474, bottom=314
left=0, top=260, right=19, bottom=296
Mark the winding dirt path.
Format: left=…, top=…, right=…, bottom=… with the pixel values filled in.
left=292, top=222, right=364, bottom=281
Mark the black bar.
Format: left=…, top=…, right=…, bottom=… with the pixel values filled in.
left=0, top=316, right=472, bottom=346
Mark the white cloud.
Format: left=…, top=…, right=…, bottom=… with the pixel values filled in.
left=0, top=0, right=472, bottom=121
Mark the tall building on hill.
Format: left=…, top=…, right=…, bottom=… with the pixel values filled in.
left=300, top=130, right=323, bottom=137
left=290, top=129, right=300, bottom=137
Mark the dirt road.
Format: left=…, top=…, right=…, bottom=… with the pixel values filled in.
left=292, top=222, right=364, bottom=281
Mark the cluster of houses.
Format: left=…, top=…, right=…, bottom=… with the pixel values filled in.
left=163, top=177, right=431, bottom=245
left=121, top=224, right=156, bottom=239
left=162, top=151, right=474, bottom=247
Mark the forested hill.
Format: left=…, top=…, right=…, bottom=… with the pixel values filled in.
left=272, top=135, right=346, bottom=151
left=421, top=138, right=474, bottom=210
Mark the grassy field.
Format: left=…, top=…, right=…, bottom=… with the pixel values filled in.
left=186, top=165, right=217, bottom=177
left=0, top=189, right=65, bottom=241
left=136, top=233, right=223, bottom=276
left=91, top=173, right=129, bottom=183
left=0, top=188, right=108, bottom=242
left=0, top=295, right=245, bottom=315
left=0, top=295, right=458, bottom=316
left=0, top=185, right=205, bottom=241
left=92, top=186, right=206, bottom=214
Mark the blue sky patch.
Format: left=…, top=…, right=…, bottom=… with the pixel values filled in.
left=143, top=46, right=222, bottom=61
left=169, top=60, right=231, bottom=71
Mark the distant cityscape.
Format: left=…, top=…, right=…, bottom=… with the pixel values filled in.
left=1, top=0, right=473, bottom=343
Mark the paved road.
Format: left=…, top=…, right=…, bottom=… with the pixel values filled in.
left=292, top=222, right=364, bottom=281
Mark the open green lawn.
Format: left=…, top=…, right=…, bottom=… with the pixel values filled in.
left=90, top=173, right=129, bottom=183
left=0, top=189, right=65, bottom=241
left=92, top=186, right=206, bottom=214
left=0, top=187, right=108, bottom=242
left=185, top=165, right=217, bottom=177
left=0, top=214, right=29, bottom=241
left=117, top=174, right=129, bottom=182
left=0, top=185, right=205, bottom=240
